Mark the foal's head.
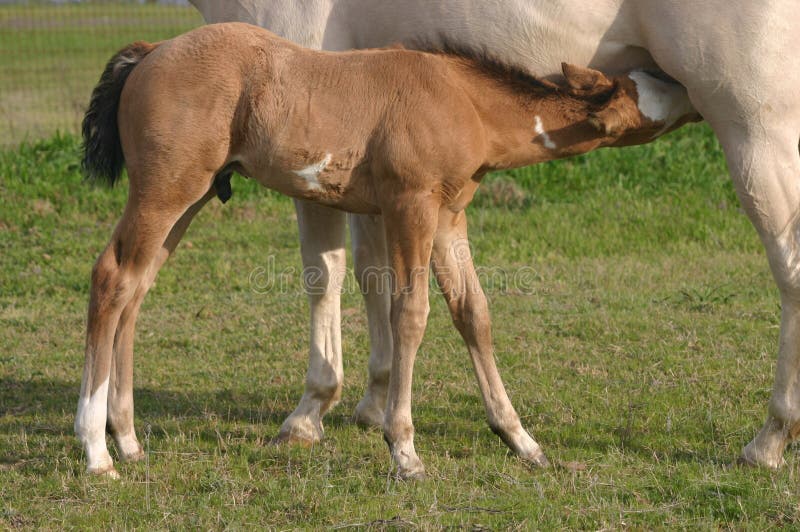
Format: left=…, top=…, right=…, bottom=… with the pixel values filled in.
left=559, top=63, right=701, bottom=146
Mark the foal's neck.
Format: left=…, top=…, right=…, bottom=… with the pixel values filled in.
left=447, top=58, right=607, bottom=171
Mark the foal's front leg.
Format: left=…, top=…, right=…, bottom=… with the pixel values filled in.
left=382, top=198, right=439, bottom=479
left=431, top=209, right=548, bottom=466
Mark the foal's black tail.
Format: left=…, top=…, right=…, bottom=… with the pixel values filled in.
left=81, top=41, right=159, bottom=186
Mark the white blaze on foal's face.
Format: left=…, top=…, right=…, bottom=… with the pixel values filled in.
left=628, top=71, right=694, bottom=136
left=294, top=153, right=332, bottom=191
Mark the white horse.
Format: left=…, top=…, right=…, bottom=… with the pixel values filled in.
left=181, top=0, right=799, bottom=470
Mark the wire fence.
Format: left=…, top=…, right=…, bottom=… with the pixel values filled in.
left=0, top=1, right=203, bottom=146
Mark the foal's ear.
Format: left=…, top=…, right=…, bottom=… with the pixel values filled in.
left=561, top=63, right=614, bottom=95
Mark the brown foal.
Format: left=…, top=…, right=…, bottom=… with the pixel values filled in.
left=77, top=22, right=699, bottom=478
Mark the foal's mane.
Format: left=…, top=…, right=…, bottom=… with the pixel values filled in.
left=409, top=37, right=559, bottom=96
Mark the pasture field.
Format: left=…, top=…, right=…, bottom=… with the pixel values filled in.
left=2, top=127, right=800, bottom=529
left=0, top=3, right=203, bottom=145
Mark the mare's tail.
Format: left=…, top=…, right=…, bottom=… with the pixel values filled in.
left=81, top=41, right=159, bottom=186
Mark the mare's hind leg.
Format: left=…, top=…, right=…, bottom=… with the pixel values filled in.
left=277, top=201, right=347, bottom=444
left=635, top=0, right=800, bottom=467
left=431, top=209, right=548, bottom=466
left=106, top=189, right=215, bottom=462
left=729, top=126, right=800, bottom=468
left=76, top=180, right=212, bottom=476
left=349, top=213, right=393, bottom=428
left=689, top=93, right=800, bottom=468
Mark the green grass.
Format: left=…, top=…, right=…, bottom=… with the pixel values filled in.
left=0, top=3, right=203, bottom=145
left=2, top=126, right=799, bottom=529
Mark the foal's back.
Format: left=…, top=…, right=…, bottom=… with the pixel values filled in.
left=120, top=22, right=481, bottom=212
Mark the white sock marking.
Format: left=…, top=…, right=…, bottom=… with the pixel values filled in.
left=75, top=377, right=113, bottom=471
left=294, top=153, right=332, bottom=191
left=533, top=116, right=557, bottom=149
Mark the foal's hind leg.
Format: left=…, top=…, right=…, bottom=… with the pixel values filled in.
left=106, top=190, right=215, bottom=463
left=76, top=183, right=211, bottom=476
left=431, top=209, right=548, bottom=467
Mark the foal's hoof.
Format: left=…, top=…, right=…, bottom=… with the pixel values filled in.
left=88, top=464, right=120, bottom=480
left=736, top=453, right=784, bottom=470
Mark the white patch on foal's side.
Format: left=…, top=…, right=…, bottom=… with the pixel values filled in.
left=294, top=153, right=332, bottom=191
left=533, top=116, right=557, bottom=149
left=628, top=71, right=694, bottom=137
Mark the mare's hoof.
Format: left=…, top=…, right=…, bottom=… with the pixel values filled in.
left=271, top=431, right=317, bottom=448
left=396, top=465, right=426, bottom=481
left=353, top=401, right=384, bottom=429
left=88, top=465, right=120, bottom=479
left=523, top=449, right=550, bottom=468
left=119, top=448, right=145, bottom=463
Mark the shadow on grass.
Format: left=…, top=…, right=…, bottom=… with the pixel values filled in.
left=0, top=377, right=350, bottom=433
left=1, top=378, right=738, bottom=467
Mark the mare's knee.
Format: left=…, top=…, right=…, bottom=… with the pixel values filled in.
left=302, top=248, right=346, bottom=298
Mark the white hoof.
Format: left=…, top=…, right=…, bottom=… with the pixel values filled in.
left=275, top=416, right=323, bottom=445
left=522, top=447, right=550, bottom=468
left=87, top=464, right=120, bottom=479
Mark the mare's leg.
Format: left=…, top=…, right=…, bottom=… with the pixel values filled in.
left=106, top=189, right=215, bottom=462
left=431, top=209, right=548, bottom=466
left=638, top=0, right=800, bottom=468
left=714, top=118, right=800, bottom=467
left=667, top=80, right=800, bottom=467
left=277, top=200, right=347, bottom=443
left=382, top=197, right=439, bottom=480
left=349, top=213, right=393, bottom=427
